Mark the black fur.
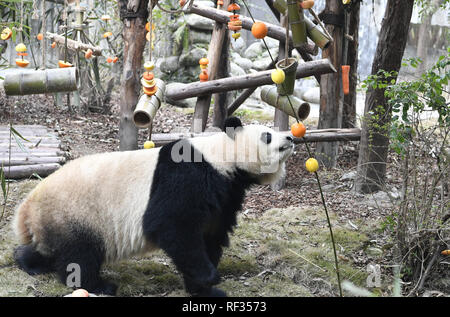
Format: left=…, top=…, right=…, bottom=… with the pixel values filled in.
left=15, top=222, right=116, bottom=295
left=143, top=139, right=257, bottom=297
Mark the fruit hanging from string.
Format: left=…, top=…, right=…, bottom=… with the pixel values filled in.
left=227, top=1, right=242, bottom=40
left=1, top=27, right=12, bottom=41
left=199, top=57, right=209, bottom=82
left=15, top=43, right=29, bottom=68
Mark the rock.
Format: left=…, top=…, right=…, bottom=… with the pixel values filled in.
left=244, top=42, right=263, bottom=60
left=302, top=87, right=320, bottom=104
left=164, top=83, right=197, bottom=108
left=261, top=47, right=279, bottom=59
left=179, top=47, right=208, bottom=67
left=264, top=37, right=279, bottom=49
left=233, top=56, right=253, bottom=71
left=186, top=14, right=214, bottom=31
left=252, top=57, right=273, bottom=71
left=189, top=29, right=212, bottom=44
left=366, top=247, right=383, bottom=256
left=321, top=184, right=336, bottom=192
left=230, top=62, right=246, bottom=77
left=159, top=56, right=180, bottom=74
left=231, top=36, right=245, bottom=53
left=340, top=171, right=357, bottom=181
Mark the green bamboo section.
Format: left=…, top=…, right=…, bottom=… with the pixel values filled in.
left=273, top=0, right=287, bottom=14
left=276, top=57, right=298, bottom=95
left=261, top=86, right=310, bottom=120
left=287, top=0, right=307, bottom=49
left=3, top=68, right=79, bottom=96
left=133, top=79, right=166, bottom=129
left=305, top=17, right=331, bottom=50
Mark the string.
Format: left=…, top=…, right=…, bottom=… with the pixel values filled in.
left=240, top=0, right=343, bottom=297
left=41, top=0, right=47, bottom=69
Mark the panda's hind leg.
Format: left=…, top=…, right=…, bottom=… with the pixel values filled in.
left=14, top=244, right=54, bottom=275
left=47, top=223, right=117, bottom=295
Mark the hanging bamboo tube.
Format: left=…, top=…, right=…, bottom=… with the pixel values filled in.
left=287, top=0, right=307, bottom=49
left=3, top=67, right=79, bottom=96
left=133, top=79, right=165, bottom=129
left=260, top=86, right=310, bottom=120
left=273, top=0, right=287, bottom=14
left=304, top=17, right=331, bottom=50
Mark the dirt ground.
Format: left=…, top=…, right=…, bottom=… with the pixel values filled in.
left=0, top=92, right=445, bottom=297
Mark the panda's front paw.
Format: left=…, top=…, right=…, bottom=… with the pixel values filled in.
left=209, top=287, right=227, bottom=297
left=192, top=287, right=227, bottom=297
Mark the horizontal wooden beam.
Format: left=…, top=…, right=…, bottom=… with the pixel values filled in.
left=150, top=128, right=361, bottom=147
left=3, top=163, right=61, bottom=179
left=46, top=32, right=103, bottom=56
left=165, top=58, right=335, bottom=101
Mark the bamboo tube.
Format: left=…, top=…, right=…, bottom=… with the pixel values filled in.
left=260, top=86, right=310, bottom=120
left=287, top=1, right=307, bottom=49
left=305, top=17, right=331, bottom=50
left=275, top=57, right=298, bottom=95
left=273, top=0, right=287, bottom=14
left=133, top=79, right=166, bottom=129
left=3, top=68, right=79, bottom=96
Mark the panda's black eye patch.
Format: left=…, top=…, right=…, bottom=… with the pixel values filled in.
left=261, top=132, right=272, bottom=144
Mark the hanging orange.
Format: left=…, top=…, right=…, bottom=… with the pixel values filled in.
left=251, top=22, right=268, bottom=39
left=15, top=59, right=29, bottom=67
left=143, top=72, right=154, bottom=81
left=143, top=86, right=157, bottom=96
left=1, top=27, right=12, bottom=40
left=106, top=57, right=113, bottom=63
left=51, top=42, right=56, bottom=48
left=300, top=0, right=315, bottom=9
left=291, top=122, right=306, bottom=138
left=199, top=57, right=209, bottom=66
left=36, top=33, right=44, bottom=41
left=199, top=72, right=209, bottom=82
left=112, top=56, right=119, bottom=63
left=179, top=0, right=186, bottom=6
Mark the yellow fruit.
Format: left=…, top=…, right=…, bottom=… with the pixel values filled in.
left=1, top=27, right=12, bottom=40
left=342, top=0, right=351, bottom=4
left=15, top=43, right=27, bottom=52
left=305, top=158, right=319, bottom=173
left=144, top=141, right=155, bottom=149
left=144, top=61, right=155, bottom=71
left=271, top=69, right=285, bottom=84
left=232, top=32, right=241, bottom=39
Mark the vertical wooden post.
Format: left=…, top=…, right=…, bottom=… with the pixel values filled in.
left=342, top=1, right=360, bottom=128
left=191, top=0, right=231, bottom=133
left=212, top=29, right=230, bottom=128
left=316, top=0, right=344, bottom=168
left=119, top=0, right=151, bottom=151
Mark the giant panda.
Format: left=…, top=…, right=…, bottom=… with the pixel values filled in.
left=12, top=117, right=294, bottom=297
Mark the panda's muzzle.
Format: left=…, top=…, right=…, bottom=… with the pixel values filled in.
left=279, top=136, right=294, bottom=152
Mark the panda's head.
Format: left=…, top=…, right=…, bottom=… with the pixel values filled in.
left=222, top=117, right=294, bottom=185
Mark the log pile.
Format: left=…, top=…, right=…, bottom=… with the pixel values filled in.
left=0, top=125, right=66, bottom=179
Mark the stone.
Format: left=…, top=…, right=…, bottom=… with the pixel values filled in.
left=252, top=57, right=272, bottom=71
left=159, top=56, right=180, bottom=74
left=264, top=37, right=279, bottom=49
left=230, top=36, right=245, bottom=53
left=186, top=14, right=214, bottom=31
left=233, top=56, right=253, bottom=72
left=189, top=29, right=212, bottom=44
left=179, top=47, right=208, bottom=67
left=340, top=171, right=357, bottom=181
left=230, top=62, right=246, bottom=77
left=244, top=42, right=263, bottom=60
left=301, top=87, right=320, bottom=104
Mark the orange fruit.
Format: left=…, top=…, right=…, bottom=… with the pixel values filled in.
left=15, top=59, right=29, bottom=67
left=143, top=86, right=157, bottom=95
left=58, top=60, right=73, bottom=68
left=112, top=56, right=119, bottom=63
left=227, top=3, right=240, bottom=11
left=300, top=0, right=315, bottom=9
left=291, top=122, right=306, bottom=138
left=36, top=33, right=44, bottom=41
left=143, top=72, right=154, bottom=81
left=103, top=31, right=112, bottom=38
left=51, top=42, right=56, bottom=48
left=251, top=22, right=268, bottom=39
left=179, top=0, right=186, bottom=6
left=199, top=57, right=209, bottom=66
left=84, top=49, right=93, bottom=59
left=199, top=71, right=209, bottom=82
left=106, top=57, right=113, bottom=63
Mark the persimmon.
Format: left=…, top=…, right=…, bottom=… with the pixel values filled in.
left=251, top=22, right=268, bottom=39
left=51, top=42, right=56, bottom=48
left=179, top=0, right=186, bottom=6
left=199, top=70, right=209, bottom=82
left=112, top=56, right=119, bottom=63
left=106, top=57, right=113, bottom=63
left=291, top=122, right=306, bottom=138
left=37, top=33, right=44, bottom=41
left=199, top=57, right=209, bottom=66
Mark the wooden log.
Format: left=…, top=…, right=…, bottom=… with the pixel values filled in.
left=3, top=163, right=61, bottom=179
left=0, top=156, right=66, bottom=166
left=192, top=0, right=231, bottom=133
left=166, top=58, right=336, bottom=101
left=150, top=128, right=361, bottom=147
left=46, top=32, right=103, bottom=56
left=0, top=151, right=65, bottom=157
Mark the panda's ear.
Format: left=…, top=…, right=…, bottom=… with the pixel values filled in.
left=223, top=117, right=243, bottom=139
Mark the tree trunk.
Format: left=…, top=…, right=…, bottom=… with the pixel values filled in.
left=119, top=0, right=150, bottom=151
left=416, top=0, right=441, bottom=73
left=316, top=0, right=344, bottom=168
left=355, top=0, right=414, bottom=193
left=342, top=1, right=360, bottom=128
left=212, top=26, right=230, bottom=128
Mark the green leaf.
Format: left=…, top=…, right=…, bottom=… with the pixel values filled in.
left=10, top=126, right=30, bottom=142
left=0, top=166, right=6, bottom=201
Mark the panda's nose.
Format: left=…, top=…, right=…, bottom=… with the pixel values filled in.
left=286, top=136, right=293, bottom=142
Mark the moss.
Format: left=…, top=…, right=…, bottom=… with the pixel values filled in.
left=218, top=255, right=259, bottom=277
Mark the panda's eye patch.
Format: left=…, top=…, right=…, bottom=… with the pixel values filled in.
left=261, top=132, right=272, bottom=144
